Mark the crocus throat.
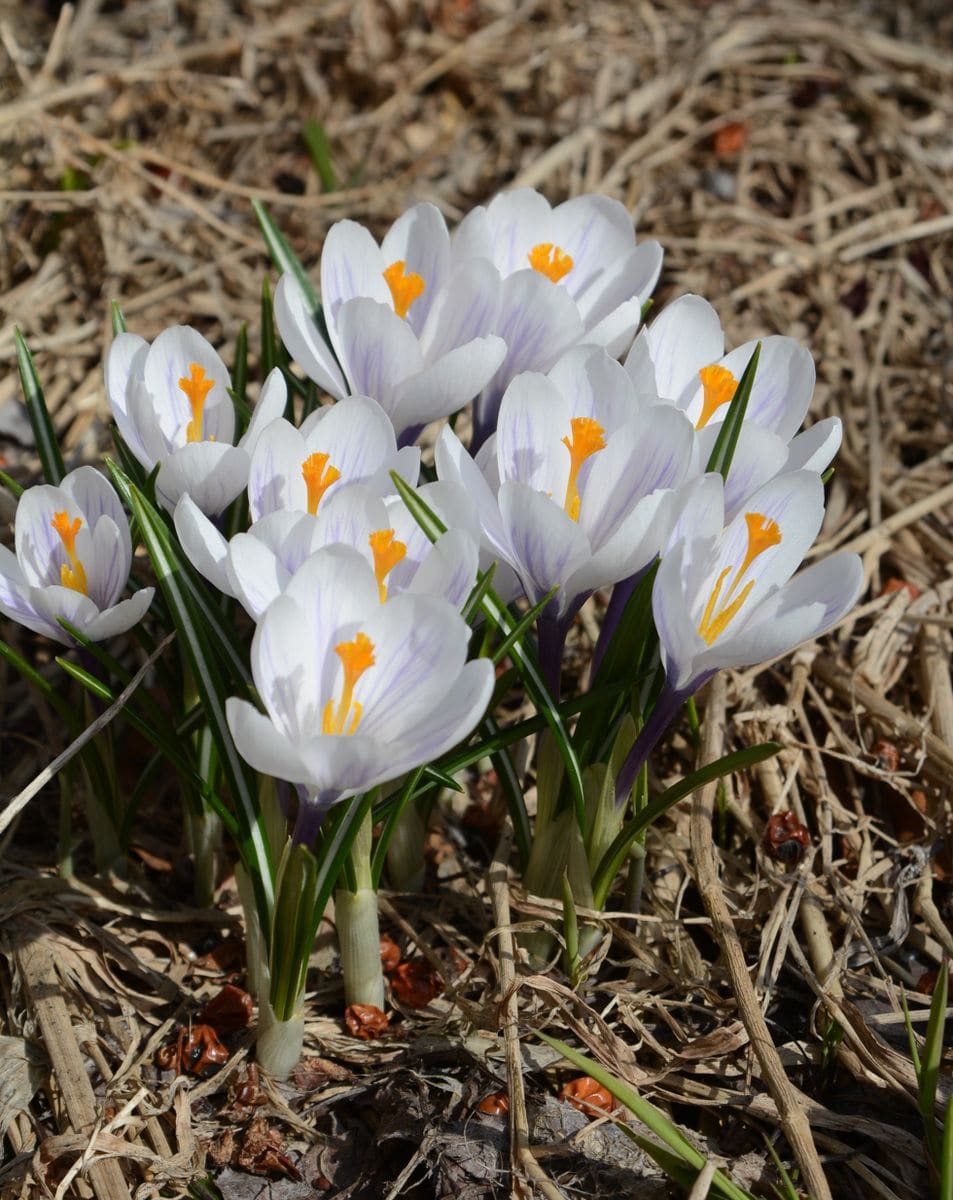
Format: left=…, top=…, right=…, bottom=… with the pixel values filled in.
left=178, top=363, right=215, bottom=443
left=696, top=364, right=738, bottom=430
left=383, top=260, right=425, bottom=319
left=369, top=529, right=407, bottom=603
left=301, top=452, right=341, bottom=515
left=51, top=511, right=88, bottom=595
left=322, top=631, right=376, bottom=735
left=697, top=511, right=782, bottom=645
left=528, top=242, right=573, bottom=284
left=561, top=417, right=606, bottom=521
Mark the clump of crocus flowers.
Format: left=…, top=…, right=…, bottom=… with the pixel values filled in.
left=2, top=187, right=864, bottom=1080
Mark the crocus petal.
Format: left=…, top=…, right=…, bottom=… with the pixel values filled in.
left=381, top=202, right=451, bottom=335
left=406, top=528, right=480, bottom=610
left=156, top=443, right=249, bottom=515
left=786, top=417, right=842, bottom=474
left=633, top=294, right=724, bottom=403
left=274, top=274, right=348, bottom=399
left=418, top=258, right=502, bottom=363
left=88, top=517, right=128, bottom=609
left=226, top=696, right=315, bottom=785
left=710, top=336, right=815, bottom=441
left=144, top=325, right=234, bottom=447
left=83, top=588, right=155, bottom=641
left=698, top=553, right=864, bottom=675
left=174, top=494, right=235, bottom=596
left=393, top=335, right=506, bottom=434
left=498, top=482, right=592, bottom=609
left=105, top=333, right=151, bottom=463
left=320, top=220, right=391, bottom=337
left=480, top=188, right=554, bottom=276
left=226, top=531, right=291, bottom=620
left=238, top=367, right=288, bottom=457
left=335, top=299, right=423, bottom=421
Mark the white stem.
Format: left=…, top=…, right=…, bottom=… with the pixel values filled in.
left=256, top=993, right=304, bottom=1081
left=336, top=887, right=384, bottom=1009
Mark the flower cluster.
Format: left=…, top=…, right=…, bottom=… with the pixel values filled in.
left=2, top=184, right=868, bottom=1080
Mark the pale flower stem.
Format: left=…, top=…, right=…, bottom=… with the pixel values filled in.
left=623, top=844, right=646, bottom=915
left=57, top=774, right=74, bottom=879
left=336, top=887, right=385, bottom=1009
left=185, top=806, right=222, bottom=908
left=337, top=808, right=385, bottom=1009
left=256, top=993, right=305, bottom=1082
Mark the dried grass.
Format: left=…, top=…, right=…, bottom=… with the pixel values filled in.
left=1, top=0, right=952, bottom=1196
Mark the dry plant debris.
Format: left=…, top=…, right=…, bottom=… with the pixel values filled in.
left=1, top=0, right=952, bottom=1196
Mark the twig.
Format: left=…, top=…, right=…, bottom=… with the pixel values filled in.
left=690, top=673, right=833, bottom=1200
left=488, top=826, right=566, bottom=1200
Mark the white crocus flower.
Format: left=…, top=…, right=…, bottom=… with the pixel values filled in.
left=0, top=467, right=153, bottom=644
left=452, top=189, right=663, bottom=445
left=623, top=294, right=843, bottom=515
left=226, top=545, right=494, bottom=817
left=245, top=395, right=419, bottom=524
left=176, top=480, right=479, bottom=621
left=614, top=470, right=864, bottom=801
left=436, top=347, right=694, bottom=624
left=106, top=328, right=285, bottom=515
left=274, top=202, right=507, bottom=441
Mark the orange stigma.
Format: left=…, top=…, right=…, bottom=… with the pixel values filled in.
left=697, top=511, right=782, bottom=645
left=561, top=417, right=606, bottom=521
left=528, top=242, right=573, bottom=284
left=321, top=631, right=376, bottom=735
left=51, top=511, right=88, bottom=595
left=369, top=529, right=407, bottom=603
left=696, top=364, right=738, bottom=430
left=301, top=452, right=341, bottom=515
left=383, top=260, right=426, bottom=319
left=178, top=362, right=215, bottom=443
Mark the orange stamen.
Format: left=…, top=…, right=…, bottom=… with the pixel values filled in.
left=369, top=529, right=407, bottom=603
left=178, top=363, right=215, bottom=443
left=528, top=242, right=574, bottom=284
left=383, top=260, right=426, bottom=319
left=321, top=631, right=376, bottom=735
left=301, top=452, right=341, bottom=515
left=696, top=364, right=738, bottom=430
left=698, top=511, right=782, bottom=644
left=561, top=417, right=606, bottom=521
left=51, top=511, right=88, bottom=595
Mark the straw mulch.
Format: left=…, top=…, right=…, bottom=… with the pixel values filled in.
left=1, top=1, right=951, bottom=1197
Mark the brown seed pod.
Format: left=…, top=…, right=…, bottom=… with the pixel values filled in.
left=344, top=1003, right=389, bottom=1040
left=764, top=810, right=811, bottom=865
left=476, top=1091, right=509, bottom=1115
left=379, top=934, right=401, bottom=974
left=390, top=959, right=441, bottom=1007
left=559, top=1076, right=616, bottom=1115
left=198, top=983, right=253, bottom=1034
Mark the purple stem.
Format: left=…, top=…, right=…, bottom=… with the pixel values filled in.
left=614, top=683, right=695, bottom=804
left=590, top=566, right=649, bottom=680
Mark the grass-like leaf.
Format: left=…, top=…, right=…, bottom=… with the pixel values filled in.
left=919, top=959, right=949, bottom=1164
left=705, top=342, right=761, bottom=480
left=15, top=328, right=65, bottom=486
left=302, top=118, right=338, bottom=192
left=592, top=741, right=781, bottom=907
left=107, top=462, right=274, bottom=916
left=539, top=1033, right=753, bottom=1200
left=111, top=300, right=127, bottom=335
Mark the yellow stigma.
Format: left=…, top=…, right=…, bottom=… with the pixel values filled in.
left=178, top=362, right=215, bottom=443
left=51, top=511, right=88, bottom=595
left=369, top=529, right=407, bottom=603
left=301, top=452, right=341, bottom=515
left=697, top=511, right=782, bottom=645
left=561, top=417, right=606, bottom=521
left=528, top=242, right=573, bottom=284
left=321, top=631, right=376, bottom=735
left=383, top=260, right=426, bottom=319
left=696, top=364, right=738, bottom=430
